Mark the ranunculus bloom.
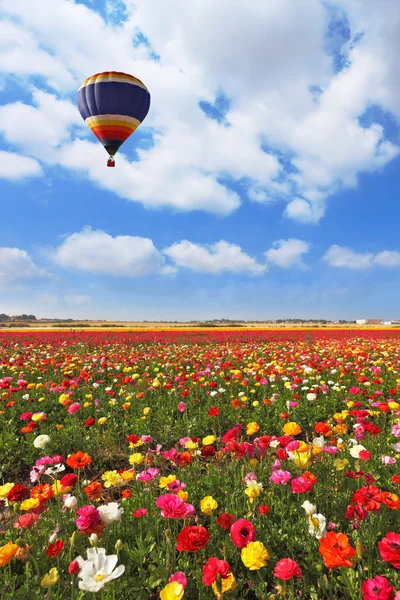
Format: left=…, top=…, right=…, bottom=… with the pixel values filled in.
left=361, top=575, right=395, bottom=600
left=67, top=403, right=81, bottom=414
left=273, top=558, right=303, bottom=580
left=68, top=560, right=80, bottom=575
left=230, top=519, right=256, bottom=548
left=46, top=540, right=65, bottom=558
left=76, top=505, right=100, bottom=531
left=241, top=541, right=269, bottom=570
left=270, top=470, right=292, bottom=485
left=202, top=557, right=230, bottom=585
left=176, top=526, right=210, bottom=552
left=378, top=532, right=400, bottom=569
left=319, top=532, right=357, bottom=569
left=168, top=572, right=187, bottom=589
left=258, top=505, right=270, bottom=515
left=14, top=513, right=41, bottom=530
left=217, top=513, right=235, bottom=530
left=7, top=484, right=30, bottom=503
left=85, top=417, right=96, bottom=428
left=133, top=508, right=148, bottom=518
left=291, top=476, right=313, bottom=493
left=177, top=402, right=186, bottom=412
left=352, top=486, right=382, bottom=512
left=66, top=452, right=92, bottom=469
left=60, top=473, right=78, bottom=489
left=155, top=494, right=195, bottom=519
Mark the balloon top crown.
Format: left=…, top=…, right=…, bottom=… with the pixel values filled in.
left=78, top=71, right=149, bottom=92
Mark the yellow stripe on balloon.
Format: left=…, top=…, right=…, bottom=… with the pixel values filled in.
left=78, top=74, right=148, bottom=91
left=85, top=115, right=141, bottom=128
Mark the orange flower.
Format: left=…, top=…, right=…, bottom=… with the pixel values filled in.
left=303, top=472, right=317, bottom=485
left=231, top=399, right=241, bottom=409
left=66, top=451, right=92, bottom=469
left=84, top=481, right=104, bottom=500
left=319, top=532, right=356, bottom=569
left=0, top=541, right=19, bottom=566
left=30, top=483, right=53, bottom=504
left=381, top=491, right=400, bottom=510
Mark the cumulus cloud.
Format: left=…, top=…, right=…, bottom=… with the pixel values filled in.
left=163, top=240, right=267, bottom=275
left=0, top=151, right=42, bottom=181
left=0, top=247, right=48, bottom=285
left=265, top=239, right=310, bottom=268
left=52, top=227, right=166, bottom=276
left=1, top=0, right=399, bottom=219
left=323, top=245, right=400, bottom=269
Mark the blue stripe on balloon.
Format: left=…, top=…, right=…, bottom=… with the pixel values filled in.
left=77, top=81, right=150, bottom=122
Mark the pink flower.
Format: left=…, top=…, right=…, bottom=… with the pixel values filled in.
left=75, top=505, right=100, bottom=530
left=392, top=424, right=400, bottom=438
left=322, top=446, right=338, bottom=454
left=141, top=435, right=152, bottom=444
left=20, top=412, right=33, bottom=421
left=169, top=572, right=188, bottom=589
left=155, top=494, right=195, bottom=519
left=381, top=455, right=396, bottom=466
left=133, top=508, right=148, bottom=518
left=230, top=519, right=256, bottom=548
left=361, top=575, right=395, bottom=600
left=177, top=402, right=186, bottom=412
left=167, top=480, right=186, bottom=492
left=349, top=386, right=360, bottom=395
left=14, top=513, right=41, bottom=530
left=136, top=468, right=159, bottom=482
left=274, top=558, right=302, bottom=580
left=288, top=401, right=298, bottom=407
left=287, top=441, right=300, bottom=452
left=291, top=477, right=313, bottom=494
left=67, top=403, right=81, bottom=414
left=270, top=470, right=292, bottom=485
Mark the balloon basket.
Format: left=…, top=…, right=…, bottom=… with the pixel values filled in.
left=107, top=158, right=115, bottom=167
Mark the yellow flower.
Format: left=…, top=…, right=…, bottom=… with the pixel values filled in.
left=292, top=451, right=311, bottom=469
left=252, top=401, right=259, bottom=407
left=109, top=399, right=117, bottom=406
left=246, top=422, right=260, bottom=436
left=97, top=417, right=107, bottom=425
left=0, top=541, right=19, bottom=566
left=200, top=496, right=218, bottom=515
left=101, top=471, right=124, bottom=488
left=52, top=481, right=69, bottom=496
left=177, top=490, right=188, bottom=502
left=202, top=435, right=216, bottom=446
left=31, top=412, right=46, bottom=422
left=27, top=383, right=35, bottom=389
left=0, top=483, right=14, bottom=498
left=184, top=440, right=198, bottom=450
left=129, top=453, right=144, bottom=466
left=129, top=439, right=143, bottom=449
left=241, top=541, right=269, bottom=570
left=212, top=571, right=236, bottom=596
left=334, top=458, right=349, bottom=471
left=282, top=422, right=302, bottom=436
left=59, top=393, right=69, bottom=405
left=120, top=470, right=135, bottom=482
left=85, top=394, right=93, bottom=399
left=152, top=378, right=161, bottom=388
left=83, top=401, right=92, bottom=408
left=20, top=498, right=40, bottom=511
left=389, top=402, right=399, bottom=410
left=159, top=581, right=184, bottom=600
left=41, top=568, right=59, bottom=588
left=245, top=481, right=262, bottom=500
left=143, top=407, right=151, bottom=415
left=159, top=475, right=177, bottom=489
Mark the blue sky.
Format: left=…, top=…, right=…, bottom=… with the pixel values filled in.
left=0, top=0, right=400, bottom=320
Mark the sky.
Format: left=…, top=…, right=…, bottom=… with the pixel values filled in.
left=0, top=0, right=400, bottom=321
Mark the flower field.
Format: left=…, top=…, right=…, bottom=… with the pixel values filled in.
left=0, top=330, right=399, bottom=599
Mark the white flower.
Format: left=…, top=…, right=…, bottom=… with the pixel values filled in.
left=33, top=434, right=50, bottom=449
left=307, top=513, right=327, bottom=539
left=22, top=394, right=30, bottom=401
left=301, top=500, right=317, bottom=515
left=306, top=393, right=317, bottom=401
left=98, top=502, right=124, bottom=526
left=76, top=548, right=125, bottom=592
left=304, top=367, right=313, bottom=374
left=45, top=464, right=65, bottom=476
left=93, top=383, right=99, bottom=389
left=391, top=442, right=400, bottom=452
left=312, top=436, right=325, bottom=448
left=349, top=444, right=366, bottom=459
left=63, top=495, right=77, bottom=509
left=209, top=391, right=218, bottom=397
left=270, top=440, right=280, bottom=449
left=218, top=388, right=225, bottom=393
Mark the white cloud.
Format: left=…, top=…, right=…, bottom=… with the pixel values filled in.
left=324, top=245, right=400, bottom=269
left=163, top=240, right=266, bottom=275
left=52, top=227, right=166, bottom=276
left=265, top=239, right=310, bottom=268
left=373, top=250, right=400, bottom=267
left=0, top=247, right=48, bottom=285
left=0, top=151, right=42, bottom=181
left=323, top=245, right=373, bottom=269
left=0, top=0, right=400, bottom=219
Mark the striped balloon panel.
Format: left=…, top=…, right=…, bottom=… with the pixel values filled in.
left=77, top=72, right=151, bottom=156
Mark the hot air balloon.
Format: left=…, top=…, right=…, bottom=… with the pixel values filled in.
left=77, top=71, right=151, bottom=167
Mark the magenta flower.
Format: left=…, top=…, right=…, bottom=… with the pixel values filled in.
left=270, top=470, right=292, bottom=485
left=155, top=494, right=195, bottom=519
left=75, top=505, right=100, bottom=530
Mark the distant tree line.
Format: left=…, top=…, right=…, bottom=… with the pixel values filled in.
left=0, top=314, right=37, bottom=321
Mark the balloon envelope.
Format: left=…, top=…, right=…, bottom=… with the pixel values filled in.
left=77, top=71, right=151, bottom=158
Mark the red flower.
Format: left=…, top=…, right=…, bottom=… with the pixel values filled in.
left=7, top=484, right=30, bottom=503
left=392, top=475, right=400, bottom=484
left=230, top=518, right=256, bottom=548
left=216, top=513, right=235, bottom=530
left=85, top=417, right=96, bottom=427
left=176, top=526, right=210, bottom=552
left=121, top=490, right=132, bottom=499
left=345, top=504, right=368, bottom=522
left=133, top=508, right=148, bottom=518
left=208, top=407, right=219, bottom=416
left=202, top=557, right=230, bottom=586
left=126, top=434, right=141, bottom=444
left=201, top=445, right=216, bottom=457
left=46, top=540, right=65, bottom=558
left=378, top=532, right=400, bottom=569
left=258, top=505, right=270, bottom=515
left=352, top=486, right=382, bottom=512
left=60, top=474, right=78, bottom=489
left=359, top=450, right=372, bottom=461
left=273, top=558, right=302, bottom=580
left=68, top=560, right=80, bottom=575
